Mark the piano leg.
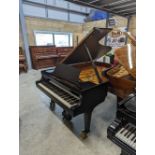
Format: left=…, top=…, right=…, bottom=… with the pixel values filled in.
left=80, top=112, right=92, bottom=139
left=50, top=100, right=55, bottom=111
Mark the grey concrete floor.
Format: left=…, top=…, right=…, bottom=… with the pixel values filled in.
left=19, top=70, right=121, bottom=155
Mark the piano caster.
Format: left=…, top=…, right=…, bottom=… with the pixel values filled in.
left=62, top=111, right=72, bottom=121
left=80, top=130, right=88, bottom=139
left=50, top=101, right=55, bottom=111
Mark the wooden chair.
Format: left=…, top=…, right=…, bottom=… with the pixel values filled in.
left=19, top=47, right=27, bottom=73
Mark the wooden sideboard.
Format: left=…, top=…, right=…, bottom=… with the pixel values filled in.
left=29, top=46, right=73, bottom=69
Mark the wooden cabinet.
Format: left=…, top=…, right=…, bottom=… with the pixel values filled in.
left=30, top=46, right=73, bottom=69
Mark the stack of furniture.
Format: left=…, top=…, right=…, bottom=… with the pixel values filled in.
left=29, top=46, right=73, bottom=69
left=19, top=47, right=27, bottom=73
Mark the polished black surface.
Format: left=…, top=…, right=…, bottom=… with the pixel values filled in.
left=107, top=94, right=136, bottom=155
left=62, top=27, right=112, bottom=65
left=36, top=27, right=112, bottom=138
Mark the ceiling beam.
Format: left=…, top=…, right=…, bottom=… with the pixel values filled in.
left=23, top=0, right=89, bottom=16
left=103, top=0, right=134, bottom=7
left=123, top=12, right=136, bottom=16
left=66, top=0, right=126, bottom=17
left=109, top=2, right=136, bottom=10
left=89, top=0, right=100, bottom=4
left=115, top=7, right=136, bottom=13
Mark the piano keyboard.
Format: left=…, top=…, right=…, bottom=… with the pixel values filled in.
left=38, top=82, right=80, bottom=109
left=115, top=123, right=136, bottom=150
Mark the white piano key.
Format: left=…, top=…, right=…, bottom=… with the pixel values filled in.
left=49, top=80, right=80, bottom=100
left=38, top=83, right=79, bottom=108
left=115, top=123, right=136, bottom=150
left=116, top=124, right=128, bottom=138
left=116, top=128, right=124, bottom=135
left=131, top=137, right=136, bottom=147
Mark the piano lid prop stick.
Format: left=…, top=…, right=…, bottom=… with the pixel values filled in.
left=84, top=44, right=102, bottom=84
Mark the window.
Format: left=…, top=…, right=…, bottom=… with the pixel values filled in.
left=34, top=31, right=73, bottom=47
left=35, top=33, right=54, bottom=46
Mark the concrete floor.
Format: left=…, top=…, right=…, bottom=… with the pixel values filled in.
left=19, top=70, right=121, bottom=155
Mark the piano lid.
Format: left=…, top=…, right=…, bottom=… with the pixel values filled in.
left=62, top=27, right=112, bottom=65
left=124, top=32, right=136, bottom=46
left=115, top=44, right=136, bottom=79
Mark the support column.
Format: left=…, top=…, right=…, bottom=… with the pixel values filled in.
left=104, top=12, right=110, bottom=46
left=125, top=16, right=131, bottom=44
left=19, top=0, right=32, bottom=70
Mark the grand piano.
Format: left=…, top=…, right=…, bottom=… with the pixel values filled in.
left=104, top=32, right=136, bottom=102
left=107, top=37, right=136, bottom=155
left=36, top=27, right=112, bottom=139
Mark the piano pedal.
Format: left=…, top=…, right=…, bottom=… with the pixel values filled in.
left=50, top=101, right=55, bottom=111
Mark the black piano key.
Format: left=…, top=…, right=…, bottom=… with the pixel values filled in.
left=124, top=125, right=131, bottom=136
left=134, top=139, right=136, bottom=143
left=120, top=124, right=129, bottom=134
left=70, top=99, right=79, bottom=104
left=63, top=96, right=71, bottom=100
left=126, top=126, right=134, bottom=137
left=131, top=133, right=136, bottom=141
left=127, top=127, right=135, bottom=138
left=59, top=94, right=67, bottom=98
left=124, top=126, right=133, bottom=137
left=44, top=81, right=80, bottom=105
left=66, top=98, right=76, bottom=102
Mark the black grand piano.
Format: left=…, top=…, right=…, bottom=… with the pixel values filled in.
left=36, top=27, right=112, bottom=139
left=107, top=94, right=136, bottom=155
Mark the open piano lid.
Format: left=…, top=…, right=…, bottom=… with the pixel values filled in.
left=115, top=44, right=136, bottom=79
left=62, top=27, right=112, bottom=65
left=52, top=28, right=112, bottom=87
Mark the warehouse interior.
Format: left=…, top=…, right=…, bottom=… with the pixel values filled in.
left=19, top=0, right=136, bottom=155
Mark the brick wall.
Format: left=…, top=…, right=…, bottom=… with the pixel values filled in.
left=19, top=17, right=83, bottom=47
left=19, top=15, right=136, bottom=47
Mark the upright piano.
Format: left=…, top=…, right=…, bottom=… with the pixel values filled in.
left=36, top=27, right=112, bottom=139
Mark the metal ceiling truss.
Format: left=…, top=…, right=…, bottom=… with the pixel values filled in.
left=23, top=0, right=89, bottom=16
left=66, top=0, right=136, bottom=17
